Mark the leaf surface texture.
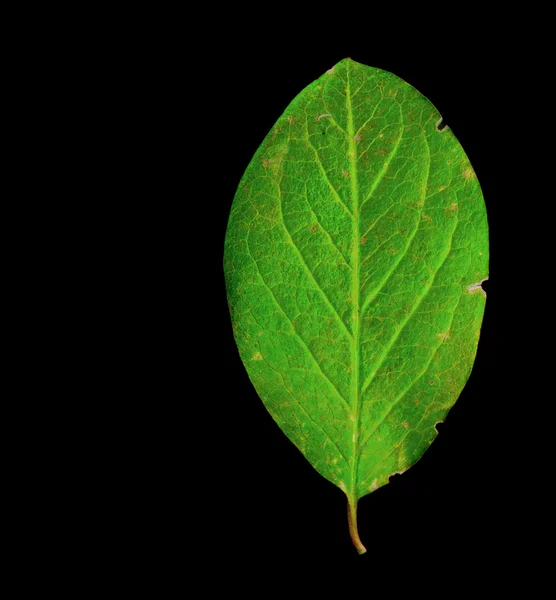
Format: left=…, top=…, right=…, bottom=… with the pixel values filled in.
left=224, top=59, right=488, bottom=518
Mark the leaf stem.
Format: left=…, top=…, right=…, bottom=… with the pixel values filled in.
left=347, top=498, right=367, bottom=555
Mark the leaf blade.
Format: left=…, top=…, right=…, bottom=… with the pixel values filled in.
left=224, top=58, right=488, bottom=547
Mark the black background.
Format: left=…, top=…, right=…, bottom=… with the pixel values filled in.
left=15, top=10, right=548, bottom=591
left=135, top=31, right=541, bottom=579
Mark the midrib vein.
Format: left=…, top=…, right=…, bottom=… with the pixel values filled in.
left=346, top=64, right=361, bottom=501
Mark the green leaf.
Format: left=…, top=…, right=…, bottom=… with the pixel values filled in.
left=224, top=58, right=488, bottom=554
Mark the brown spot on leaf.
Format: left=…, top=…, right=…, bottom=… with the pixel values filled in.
left=463, top=166, right=475, bottom=179
left=360, top=236, right=367, bottom=245
left=252, top=352, right=263, bottom=361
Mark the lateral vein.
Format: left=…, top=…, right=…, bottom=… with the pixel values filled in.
left=360, top=152, right=458, bottom=398
left=246, top=229, right=352, bottom=411
left=275, top=179, right=354, bottom=342
left=304, top=121, right=355, bottom=221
